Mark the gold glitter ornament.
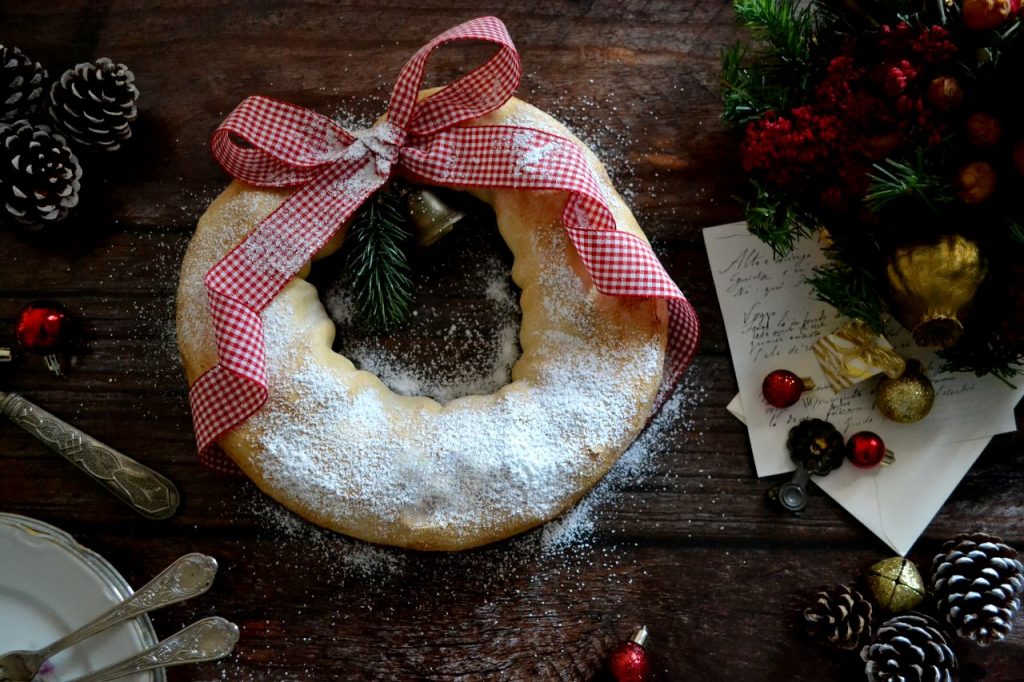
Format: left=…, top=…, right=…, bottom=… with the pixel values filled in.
left=865, top=557, right=926, bottom=612
left=885, top=234, right=986, bottom=349
left=876, top=359, right=935, bottom=423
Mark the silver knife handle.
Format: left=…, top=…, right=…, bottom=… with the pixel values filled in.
left=0, top=392, right=180, bottom=520
left=38, top=553, right=219, bottom=661
left=68, top=617, right=240, bottom=682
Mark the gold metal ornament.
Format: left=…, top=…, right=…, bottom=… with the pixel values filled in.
left=876, top=359, right=935, bottom=423
left=885, top=234, right=986, bottom=349
left=405, top=188, right=465, bottom=248
left=865, top=557, right=926, bottom=613
left=813, top=320, right=906, bottom=392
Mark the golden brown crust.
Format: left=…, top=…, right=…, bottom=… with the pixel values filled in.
left=176, top=97, right=668, bottom=550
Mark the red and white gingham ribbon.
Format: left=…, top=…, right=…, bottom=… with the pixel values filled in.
left=190, top=17, right=700, bottom=469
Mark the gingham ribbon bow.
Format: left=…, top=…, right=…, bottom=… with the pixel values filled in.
left=190, top=17, right=700, bottom=466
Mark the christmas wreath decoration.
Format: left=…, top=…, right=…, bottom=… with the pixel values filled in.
left=722, top=0, right=1024, bottom=380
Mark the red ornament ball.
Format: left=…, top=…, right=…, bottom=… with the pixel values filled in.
left=608, top=641, right=649, bottom=682
left=846, top=431, right=887, bottom=468
left=15, top=301, right=71, bottom=354
left=762, top=370, right=810, bottom=408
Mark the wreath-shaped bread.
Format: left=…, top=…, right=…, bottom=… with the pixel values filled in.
left=177, top=97, right=668, bottom=550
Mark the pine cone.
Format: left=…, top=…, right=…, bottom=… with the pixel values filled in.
left=1, top=44, right=48, bottom=122
left=931, top=533, right=1024, bottom=646
left=861, top=613, right=957, bottom=682
left=47, top=58, right=138, bottom=151
left=0, top=120, right=82, bottom=226
left=786, top=418, right=845, bottom=476
left=803, top=584, right=874, bottom=650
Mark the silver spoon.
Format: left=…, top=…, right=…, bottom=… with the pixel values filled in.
left=0, top=390, right=179, bottom=520
left=64, top=617, right=239, bottom=682
left=0, top=554, right=217, bottom=682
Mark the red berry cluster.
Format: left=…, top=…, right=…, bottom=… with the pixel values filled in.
left=740, top=23, right=958, bottom=211
left=740, top=107, right=843, bottom=187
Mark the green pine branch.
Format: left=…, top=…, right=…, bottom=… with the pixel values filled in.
left=939, top=337, right=1024, bottom=385
left=743, top=179, right=817, bottom=257
left=806, top=260, right=886, bottom=333
left=722, top=0, right=817, bottom=124
left=1010, top=219, right=1024, bottom=245
left=863, top=155, right=954, bottom=216
left=734, top=0, right=815, bottom=65
left=722, top=45, right=795, bottom=123
left=343, top=184, right=415, bottom=331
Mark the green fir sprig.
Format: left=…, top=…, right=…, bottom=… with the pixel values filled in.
left=743, top=179, right=818, bottom=257
left=721, top=46, right=793, bottom=124
left=806, top=261, right=886, bottom=333
left=722, top=0, right=816, bottom=123
left=343, top=183, right=415, bottom=331
left=864, top=154, right=954, bottom=216
left=1010, top=220, right=1024, bottom=246
left=939, top=333, right=1024, bottom=385
left=734, top=0, right=815, bottom=65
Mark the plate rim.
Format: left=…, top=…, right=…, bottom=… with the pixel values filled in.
left=0, top=512, right=167, bottom=682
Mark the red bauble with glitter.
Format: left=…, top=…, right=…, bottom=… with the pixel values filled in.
left=762, top=370, right=812, bottom=408
left=15, top=301, right=71, bottom=353
left=846, top=431, right=889, bottom=468
left=608, top=627, right=650, bottom=682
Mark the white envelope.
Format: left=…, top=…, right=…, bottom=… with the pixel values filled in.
left=727, top=393, right=996, bottom=556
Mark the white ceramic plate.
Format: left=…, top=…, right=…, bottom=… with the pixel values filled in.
left=0, top=513, right=165, bottom=682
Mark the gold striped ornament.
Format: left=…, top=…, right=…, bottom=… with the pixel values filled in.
left=812, top=320, right=906, bottom=393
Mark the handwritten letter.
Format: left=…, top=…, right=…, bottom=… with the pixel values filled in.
left=704, top=222, right=1020, bottom=477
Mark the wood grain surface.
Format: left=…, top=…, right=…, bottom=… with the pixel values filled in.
left=1, top=2, right=1022, bottom=680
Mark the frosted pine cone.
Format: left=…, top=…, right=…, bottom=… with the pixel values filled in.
left=0, top=120, right=82, bottom=226
left=861, top=613, right=957, bottom=682
left=931, top=533, right=1024, bottom=646
left=47, top=58, right=138, bottom=151
left=803, top=584, right=874, bottom=650
left=1, top=44, right=47, bottom=122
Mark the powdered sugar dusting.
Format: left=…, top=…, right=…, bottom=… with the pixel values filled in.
left=234, top=378, right=704, bottom=587
left=246, top=229, right=661, bottom=545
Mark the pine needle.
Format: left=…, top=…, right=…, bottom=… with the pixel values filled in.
left=806, top=261, right=886, bottom=332
left=734, top=0, right=814, bottom=66
left=743, top=179, right=817, bottom=257
left=722, top=0, right=817, bottom=123
left=1010, top=220, right=1024, bottom=245
left=864, top=155, right=953, bottom=216
left=721, top=44, right=794, bottom=124
left=343, top=184, right=415, bottom=331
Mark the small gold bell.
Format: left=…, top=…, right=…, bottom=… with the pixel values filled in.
left=865, top=557, right=926, bottom=613
left=885, top=234, right=986, bottom=349
left=405, top=188, right=465, bottom=248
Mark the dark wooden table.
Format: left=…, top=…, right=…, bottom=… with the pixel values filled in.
left=1, top=2, right=1022, bottom=680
